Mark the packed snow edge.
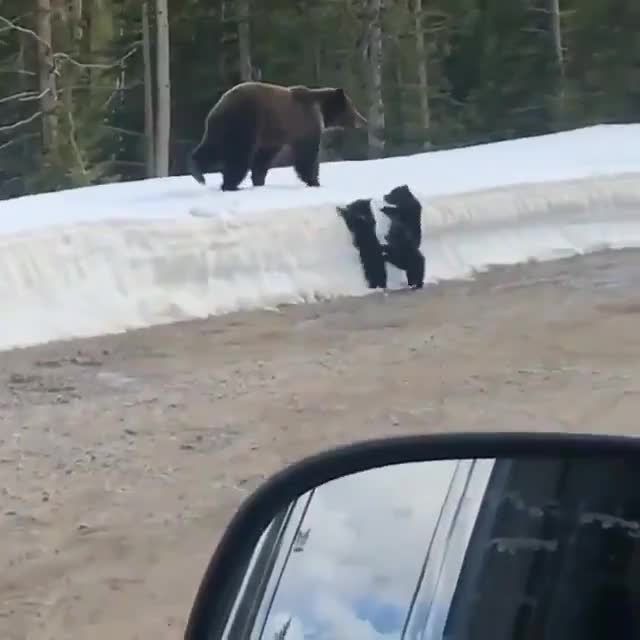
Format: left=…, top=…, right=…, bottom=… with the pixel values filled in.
left=2, top=171, right=640, bottom=352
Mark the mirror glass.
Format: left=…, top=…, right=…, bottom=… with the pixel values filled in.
left=221, top=456, right=640, bottom=640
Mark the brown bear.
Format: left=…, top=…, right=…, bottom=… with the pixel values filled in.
left=188, top=81, right=367, bottom=191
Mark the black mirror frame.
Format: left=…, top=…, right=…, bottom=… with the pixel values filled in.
left=184, top=431, right=640, bottom=640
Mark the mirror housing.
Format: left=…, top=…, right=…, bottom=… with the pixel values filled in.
left=184, top=432, right=640, bottom=640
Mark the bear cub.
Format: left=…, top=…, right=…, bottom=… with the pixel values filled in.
left=378, top=184, right=425, bottom=289
left=337, top=184, right=425, bottom=290
left=337, top=198, right=388, bottom=290
left=189, top=81, right=367, bottom=191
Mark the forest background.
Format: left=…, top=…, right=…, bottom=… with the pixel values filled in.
left=0, top=0, right=638, bottom=201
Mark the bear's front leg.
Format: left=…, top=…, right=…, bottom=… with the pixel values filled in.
left=292, top=136, right=321, bottom=187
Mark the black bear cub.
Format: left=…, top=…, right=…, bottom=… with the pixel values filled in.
left=337, top=198, right=388, bottom=289
left=189, top=81, right=367, bottom=191
left=337, top=184, right=425, bottom=290
left=379, top=184, right=425, bottom=289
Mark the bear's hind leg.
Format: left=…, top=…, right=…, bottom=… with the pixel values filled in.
left=381, top=245, right=408, bottom=271
left=360, top=249, right=387, bottom=289
left=359, top=236, right=387, bottom=289
left=251, top=146, right=281, bottom=187
left=188, top=158, right=206, bottom=185
left=220, top=141, right=253, bottom=191
left=406, top=249, right=425, bottom=289
left=220, top=103, right=257, bottom=191
left=368, top=248, right=388, bottom=289
left=382, top=244, right=424, bottom=289
left=220, top=138, right=253, bottom=190
left=189, top=143, right=216, bottom=185
left=292, top=135, right=321, bottom=187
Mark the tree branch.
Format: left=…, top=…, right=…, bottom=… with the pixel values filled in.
left=0, top=132, right=38, bottom=153
left=0, top=87, right=50, bottom=105
left=0, top=14, right=48, bottom=48
left=0, top=110, right=44, bottom=133
left=0, top=16, right=140, bottom=70
left=55, top=43, right=141, bottom=70
left=0, top=67, right=36, bottom=76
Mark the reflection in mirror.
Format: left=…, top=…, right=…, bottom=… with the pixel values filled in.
left=221, top=456, right=640, bottom=640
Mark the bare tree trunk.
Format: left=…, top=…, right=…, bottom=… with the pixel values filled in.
left=413, top=0, right=431, bottom=148
left=364, top=0, right=385, bottom=157
left=71, top=0, right=83, bottom=41
left=142, top=1, right=155, bottom=177
left=36, top=0, right=59, bottom=151
left=62, top=0, right=89, bottom=183
left=155, top=0, right=171, bottom=177
left=14, top=30, right=30, bottom=173
left=393, top=59, right=405, bottom=142
left=550, top=0, right=566, bottom=120
left=219, top=0, right=228, bottom=83
left=237, top=0, right=252, bottom=81
left=16, top=29, right=28, bottom=92
left=298, top=1, right=319, bottom=83
left=550, top=0, right=565, bottom=80
left=313, top=44, right=322, bottom=84
left=85, top=0, right=106, bottom=93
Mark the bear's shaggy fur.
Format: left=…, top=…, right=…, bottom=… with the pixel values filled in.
left=337, top=185, right=425, bottom=290
left=337, top=198, right=388, bottom=289
left=379, top=185, right=425, bottom=289
left=188, top=81, right=367, bottom=191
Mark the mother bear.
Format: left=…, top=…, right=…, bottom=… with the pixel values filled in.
left=188, top=81, right=367, bottom=191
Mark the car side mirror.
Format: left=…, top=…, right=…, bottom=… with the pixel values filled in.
left=184, top=432, right=640, bottom=640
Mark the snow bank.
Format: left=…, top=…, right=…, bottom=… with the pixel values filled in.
left=1, top=124, right=640, bottom=351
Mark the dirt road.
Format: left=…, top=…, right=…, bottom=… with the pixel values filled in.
left=2, top=249, right=640, bottom=639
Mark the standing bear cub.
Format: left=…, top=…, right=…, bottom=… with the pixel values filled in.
left=188, top=81, right=367, bottom=191
left=378, top=184, right=424, bottom=289
left=336, top=198, right=388, bottom=290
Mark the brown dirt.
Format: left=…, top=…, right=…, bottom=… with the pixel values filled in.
left=2, top=249, right=640, bottom=639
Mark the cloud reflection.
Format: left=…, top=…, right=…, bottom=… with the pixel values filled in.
left=258, top=460, right=471, bottom=640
